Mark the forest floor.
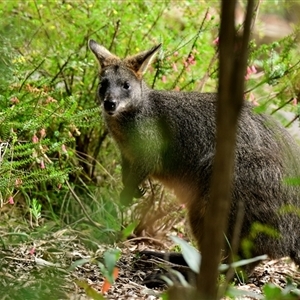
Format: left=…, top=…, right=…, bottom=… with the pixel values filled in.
left=0, top=227, right=299, bottom=300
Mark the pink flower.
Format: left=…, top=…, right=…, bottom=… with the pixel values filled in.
left=45, top=96, right=57, bottom=104
left=174, top=86, right=180, bottom=91
left=187, top=54, right=196, bottom=65
left=29, top=247, right=35, bottom=255
left=162, top=75, right=167, bottom=83
left=40, top=160, right=45, bottom=169
left=61, top=144, right=67, bottom=153
left=249, top=92, right=258, bottom=106
left=245, top=65, right=257, bottom=80
left=173, top=51, right=179, bottom=57
left=183, top=54, right=196, bottom=72
left=10, top=97, right=19, bottom=104
left=172, top=62, right=178, bottom=72
left=40, top=128, right=46, bottom=138
left=32, top=135, right=39, bottom=143
left=8, top=196, right=14, bottom=205
left=213, top=37, right=219, bottom=45
left=57, top=183, right=62, bottom=189
left=15, top=178, right=23, bottom=187
left=292, top=98, right=298, bottom=106
left=250, top=65, right=257, bottom=73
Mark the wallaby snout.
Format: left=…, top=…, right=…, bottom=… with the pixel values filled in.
left=103, top=98, right=117, bottom=114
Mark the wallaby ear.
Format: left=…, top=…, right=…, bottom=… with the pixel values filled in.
left=125, top=44, right=162, bottom=75
left=88, top=39, right=119, bottom=68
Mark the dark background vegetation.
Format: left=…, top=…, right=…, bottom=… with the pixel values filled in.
left=0, top=1, right=300, bottom=299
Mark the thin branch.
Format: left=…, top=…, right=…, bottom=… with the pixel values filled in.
left=109, top=19, right=120, bottom=52
left=196, top=52, right=218, bottom=92
left=171, top=8, right=210, bottom=90
left=18, top=59, right=45, bottom=92
left=50, top=53, right=74, bottom=84
left=66, top=180, right=103, bottom=230
left=285, top=114, right=299, bottom=128
left=271, top=97, right=294, bottom=115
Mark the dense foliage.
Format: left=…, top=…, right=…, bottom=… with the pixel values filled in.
left=0, top=0, right=300, bottom=299
left=1, top=0, right=300, bottom=235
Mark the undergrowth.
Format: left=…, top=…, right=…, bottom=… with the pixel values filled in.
left=0, top=1, right=300, bottom=298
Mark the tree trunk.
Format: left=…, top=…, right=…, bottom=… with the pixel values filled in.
left=197, top=1, right=255, bottom=299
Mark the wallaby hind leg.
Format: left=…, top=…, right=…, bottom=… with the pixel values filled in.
left=186, top=199, right=207, bottom=251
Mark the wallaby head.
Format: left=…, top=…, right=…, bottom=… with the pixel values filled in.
left=88, top=39, right=161, bottom=116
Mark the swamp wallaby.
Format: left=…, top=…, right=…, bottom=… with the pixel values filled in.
left=88, top=39, right=300, bottom=267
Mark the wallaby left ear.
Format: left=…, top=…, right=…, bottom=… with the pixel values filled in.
left=125, top=44, right=162, bottom=75
left=88, top=39, right=119, bottom=68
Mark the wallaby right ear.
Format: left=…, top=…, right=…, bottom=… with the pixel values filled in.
left=88, top=39, right=119, bottom=68
left=125, top=44, right=162, bottom=75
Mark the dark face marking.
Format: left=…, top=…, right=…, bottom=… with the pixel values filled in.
left=97, top=64, right=142, bottom=116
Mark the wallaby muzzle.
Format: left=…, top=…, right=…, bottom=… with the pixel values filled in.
left=103, top=99, right=117, bottom=114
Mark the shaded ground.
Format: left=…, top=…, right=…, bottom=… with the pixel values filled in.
left=0, top=228, right=299, bottom=300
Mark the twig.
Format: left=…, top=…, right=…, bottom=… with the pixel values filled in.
left=109, top=19, right=120, bottom=51
left=285, top=114, right=299, bottom=128
left=65, top=180, right=103, bottom=230
left=122, top=236, right=166, bottom=247
left=18, top=59, right=45, bottom=92
left=196, top=52, right=218, bottom=92
left=91, top=129, right=109, bottom=179
left=171, top=8, right=210, bottom=90
left=271, top=97, right=294, bottom=115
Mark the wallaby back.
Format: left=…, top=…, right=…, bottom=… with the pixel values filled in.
left=89, top=39, right=300, bottom=267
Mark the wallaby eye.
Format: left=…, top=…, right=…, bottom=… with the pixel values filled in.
left=123, top=81, right=131, bottom=90
left=98, top=78, right=108, bottom=96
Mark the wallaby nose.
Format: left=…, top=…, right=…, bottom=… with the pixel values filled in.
left=104, top=99, right=117, bottom=113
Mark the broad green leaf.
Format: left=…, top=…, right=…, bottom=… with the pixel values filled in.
left=75, top=280, right=105, bottom=300
left=170, top=235, right=201, bottom=274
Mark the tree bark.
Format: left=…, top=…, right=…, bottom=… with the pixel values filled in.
left=197, top=1, right=255, bottom=299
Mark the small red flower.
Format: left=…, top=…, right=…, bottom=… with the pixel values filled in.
left=10, top=97, right=20, bottom=104
left=61, top=144, right=67, bottom=153
left=8, top=196, right=14, bottom=205
left=15, top=178, right=23, bottom=187
left=172, top=62, right=178, bottom=72
left=187, top=54, right=196, bottom=65
left=245, top=65, right=257, bottom=80
left=29, top=247, right=36, bottom=255
left=292, top=98, right=298, bottom=106
left=40, top=128, right=46, bottom=138
left=32, top=135, right=39, bottom=143
left=213, top=37, right=219, bottom=45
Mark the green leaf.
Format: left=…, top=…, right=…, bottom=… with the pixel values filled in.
left=67, top=258, right=92, bottom=271
left=219, top=255, right=268, bottom=272
left=75, top=280, right=106, bottom=300
left=121, top=221, right=138, bottom=240
left=226, top=286, right=263, bottom=299
left=99, top=249, right=121, bottom=284
left=104, top=249, right=121, bottom=274
left=170, top=235, right=201, bottom=274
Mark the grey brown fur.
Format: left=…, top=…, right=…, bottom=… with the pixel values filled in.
left=89, top=39, right=300, bottom=266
